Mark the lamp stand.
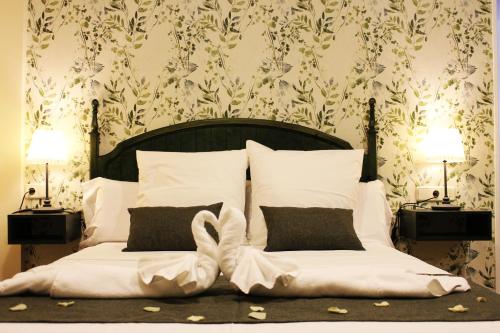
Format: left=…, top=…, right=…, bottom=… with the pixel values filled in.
left=432, top=159, right=461, bottom=211
left=32, top=162, right=64, bottom=213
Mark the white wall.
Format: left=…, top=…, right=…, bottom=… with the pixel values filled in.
left=0, top=0, right=24, bottom=279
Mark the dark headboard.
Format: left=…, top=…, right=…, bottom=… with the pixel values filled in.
left=90, top=98, right=377, bottom=182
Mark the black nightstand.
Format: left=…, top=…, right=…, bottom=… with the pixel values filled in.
left=8, top=211, right=82, bottom=244
left=399, top=208, right=492, bottom=241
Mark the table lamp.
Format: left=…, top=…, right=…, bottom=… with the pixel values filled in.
left=422, top=128, right=465, bottom=210
left=26, top=129, right=68, bottom=213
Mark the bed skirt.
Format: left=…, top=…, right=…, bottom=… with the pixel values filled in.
left=0, top=278, right=499, bottom=323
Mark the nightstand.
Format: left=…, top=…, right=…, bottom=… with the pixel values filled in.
left=8, top=211, right=82, bottom=244
left=399, top=208, right=492, bottom=241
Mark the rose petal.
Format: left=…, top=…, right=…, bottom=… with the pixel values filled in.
left=476, top=297, right=487, bottom=303
left=248, top=311, right=267, bottom=320
left=250, top=306, right=265, bottom=312
left=187, top=315, right=205, bottom=322
left=57, top=301, right=75, bottom=307
left=448, top=304, right=469, bottom=313
left=9, top=304, right=28, bottom=312
left=373, top=301, right=390, bottom=307
left=328, top=306, right=348, bottom=314
left=143, top=306, right=161, bottom=313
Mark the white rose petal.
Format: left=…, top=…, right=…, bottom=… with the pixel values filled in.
left=9, top=304, right=28, bottom=312
left=57, top=301, right=75, bottom=307
left=448, top=304, right=469, bottom=313
left=143, top=306, right=161, bottom=313
left=373, top=301, right=390, bottom=307
left=328, top=306, right=348, bottom=314
left=248, top=311, right=267, bottom=320
left=250, top=306, right=265, bottom=312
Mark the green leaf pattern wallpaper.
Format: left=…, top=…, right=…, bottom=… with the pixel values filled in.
left=23, top=0, right=494, bottom=287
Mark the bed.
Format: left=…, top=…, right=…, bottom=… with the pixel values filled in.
left=1, top=98, right=499, bottom=331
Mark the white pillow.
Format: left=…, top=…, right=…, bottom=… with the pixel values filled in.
left=354, top=180, right=394, bottom=248
left=80, top=177, right=138, bottom=248
left=246, top=140, right=364, bottom=247
left=136, top=150, right=248, bottom=213
left=244, top=179, right=393, bottom=248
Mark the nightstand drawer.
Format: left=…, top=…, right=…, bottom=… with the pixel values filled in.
left=400, top=209, right=491, bottom=241
left=8, top=212, right=81, bottom=244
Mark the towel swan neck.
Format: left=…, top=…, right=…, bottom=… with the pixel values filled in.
left=191, top=210, right=220, bottom=261
left=216, top=207, right=298, bottom=293
left=217, top=208, right=247, bottom=278
left=136, top=210, right=222, bottom=295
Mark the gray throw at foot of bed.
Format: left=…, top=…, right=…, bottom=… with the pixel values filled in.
left=1, top=277, right=499, bottom=323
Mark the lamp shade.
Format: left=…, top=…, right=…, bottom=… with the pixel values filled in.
left=422, top=128, right=465, bottom=163
left=27, top=129, right=68, bottom=164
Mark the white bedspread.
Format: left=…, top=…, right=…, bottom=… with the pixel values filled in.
left=0, top=211, right=220, bottom=298
left=213, top=208, right=470, bottom=298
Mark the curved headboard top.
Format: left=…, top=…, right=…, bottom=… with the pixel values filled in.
left=90, top=99, right=377, bottom=182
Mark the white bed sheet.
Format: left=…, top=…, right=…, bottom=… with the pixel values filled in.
left=270, top=243, right=448, bottom=274
left=56, top=242, right=191, bottom=264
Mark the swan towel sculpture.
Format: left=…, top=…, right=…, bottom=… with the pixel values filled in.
left=0, top=210, right=219, bottom=298
left=205, top=207, right=471, bottom=298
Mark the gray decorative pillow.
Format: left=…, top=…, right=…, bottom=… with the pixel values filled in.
left=261, top=206, right=365, bottom=251
left=124, top=202, right=223, bottom=251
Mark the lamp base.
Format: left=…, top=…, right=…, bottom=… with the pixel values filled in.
left=32, top=206, right=64, bottom=213
left=431, top=204, right=462, bottom=211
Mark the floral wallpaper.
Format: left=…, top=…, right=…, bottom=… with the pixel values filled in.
left=23, top=0, right=494, bottom=288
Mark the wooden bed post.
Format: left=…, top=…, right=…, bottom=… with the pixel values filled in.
left=367, top=98, right=377, bottom=181
left=90, top=99, right=99, bottom=179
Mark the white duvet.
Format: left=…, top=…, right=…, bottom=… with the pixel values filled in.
left=213, top=208, right=471, bottom=298
left=0, top=211, right=220, bottom=298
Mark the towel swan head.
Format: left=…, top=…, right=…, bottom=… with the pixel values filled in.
left=191, top=210, right=221, bottom=261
